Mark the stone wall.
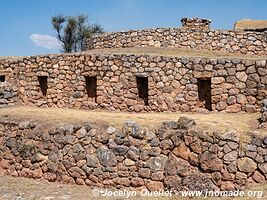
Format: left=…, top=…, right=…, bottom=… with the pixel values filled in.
left=0, top=53, right=266, bottom=112
left=181, top=17, right=211, bottom=30
left=260, top=99, right=267, bottom=130
left=0, top=59, right=19, bottom=106
left=0, top=117, right=266, bottom=192
left=0, top=82, right=18, bottom=107
left=85, top=28, right=267, bottom=55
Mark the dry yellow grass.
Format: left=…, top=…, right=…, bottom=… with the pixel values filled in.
left=86, top=47, right=267, bottom=61
left=0, top=106, right=265, bottom=138
left=234, top=19, right=267, bottom=30
left=2, top=47, right=267, bottom=61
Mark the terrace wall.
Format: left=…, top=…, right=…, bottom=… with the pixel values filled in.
left=0, top=53, right=267, bottom=112
left=85, top=28, right=267, bottom=55
left=0, top=117, right=266, bottom=192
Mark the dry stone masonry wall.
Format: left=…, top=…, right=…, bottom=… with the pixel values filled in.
left=0, top=117, right=266, bottom=192
left=260, top=99, right=267, bottom=129
left=0, top=82, right=18, bottom=107
left=181, top=18, right=211, bottom=30
left=0, top=53, right=267, bottom=112
left=0, top=60, right=19, bottom=107
left=86, top=28, right=267, bottom=55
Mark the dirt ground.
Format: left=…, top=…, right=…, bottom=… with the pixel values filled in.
left=0, top=106, right=265, bottom=136
left=0, top=176, right=265, bottom=200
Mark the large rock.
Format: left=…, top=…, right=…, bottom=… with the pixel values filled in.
left=86, top=154, right=100, bottom=168
left=173, top=142, right=190, bottom=160
left=18, top=121, right=30, bottom=130
left=112, top=145, right=128, bottom=156
left=96, top=146, right=117, bottom=167
left=252, top=171, right=266, bottom=183
left=236, top=72, right=247, bottom=82
left=220, top=181, right=236, bottom=191
left=122, top=121, right=145, bottom=139
left=164, top=176, right=182, bottom=191
left=259, top=163, right=267, bottom=174
left=68, top=167, right=86, bottom=179
left=181, top=173, right=218, bottom=191
left=220, top=130, right=239, bottom=142
left=200, top=151, right=223, bottom=172
left=237, top=157, right=257, bottom=173
left=223, top=151, right=238, bottom=163
left=164, top=154, right=195, bottom=177
left=177, top=117, right=196, bottom=130
left=147, top=155, right=168, bottom=172
left=145, top=180, right=164, bottom=191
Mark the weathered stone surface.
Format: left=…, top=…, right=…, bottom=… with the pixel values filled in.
left=112, top=145, right=128, bottom=156
left=252, top=171, right=266, bottom=183
left=131, top=177, right=144, bottom=187
left=223, top=151, right=238, bottom=163
left=86, top=155, right=100, bottom=168
left=96, top=146, right=117, bottom=167
left=145, top=180, right=163, bottom=191
left=164, top=176, right=182, bottom=191
left=173, top=143, right=190, bottom=160
left=236, top=72, right=247, bottom=82
left=164, top=154, right=195, bottom=177
left=181, top=173, right=217, bottom=191
left=259, top=163, right=267, bottom=174
left=177, top=117, right=196, bottom=130
left=200, top=151, right=223, bottom=172
left=220, top=131, right=239, bottom=142
left=124, top=159, right=135, bottom=166
left=237, top=157, right=257, bottom=173
left=122, top=121, right=145, bottom=139
left=68, top=167, right=86, bottom=179
left=106, top=126, right=116, bottom=135
left=147, top=155, right=168, bottom=172
left=220, top=181, right=235, bottom=191
left=139, top=168, right=150, bottom=178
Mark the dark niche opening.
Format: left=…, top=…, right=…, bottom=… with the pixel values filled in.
left=37, top=76, right=48, bottom=96
left=197, top=78, right=212, bottom=111
left=136, top=76, right=149, bottom=106
left=0, top=75, right=5, bottom=82
left=85, top=76, right=97, bottom=102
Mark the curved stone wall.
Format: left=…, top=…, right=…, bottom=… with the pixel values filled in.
left=0, top=117, right=266, bottom=192
left=85, top=28, right=267, bottom=55
left=0, top=53, right=266, bottom=113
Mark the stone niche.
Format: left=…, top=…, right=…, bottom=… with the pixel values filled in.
left=182, top=17, right=211, bottom=30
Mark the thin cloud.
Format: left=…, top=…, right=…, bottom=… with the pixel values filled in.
left=30, top=34, right=61, bottom=49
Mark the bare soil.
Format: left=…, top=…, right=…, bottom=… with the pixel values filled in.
left=0, top=176, right=265, bottom=200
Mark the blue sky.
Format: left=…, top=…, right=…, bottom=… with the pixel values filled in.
left=0, top=0, right=267, bottom=56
